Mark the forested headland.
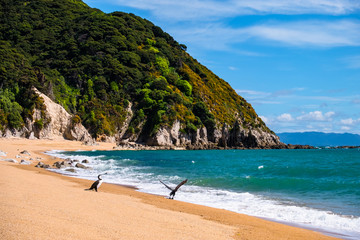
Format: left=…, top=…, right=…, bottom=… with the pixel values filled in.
left=0, top=0, right=282, bottom=148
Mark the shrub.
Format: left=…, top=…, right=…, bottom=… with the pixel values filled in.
left=72, top=115, right=81, bottom=124
left=34, top=119, right=44, bottom=130
left=155, top=56, right=169, bottom=75
left=176, top=79, right=192, bottom=96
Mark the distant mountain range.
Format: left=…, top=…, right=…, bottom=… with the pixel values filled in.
left=277, top=132, right=360, bottom=147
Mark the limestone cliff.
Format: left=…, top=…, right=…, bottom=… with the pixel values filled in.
left=139, top=119, right=283, bottom=149
left=1, top=88, right=283, bottom=149
left=2, top=88, right=94, bottom=143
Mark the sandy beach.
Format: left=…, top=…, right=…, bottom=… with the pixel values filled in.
left=0, top=138, right=339, bottom=240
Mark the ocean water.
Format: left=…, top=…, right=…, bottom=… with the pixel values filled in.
left=47, top=149, right=360, bottom=239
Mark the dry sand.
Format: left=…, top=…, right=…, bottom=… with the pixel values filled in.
left=0, top=138, right=339, bottom=240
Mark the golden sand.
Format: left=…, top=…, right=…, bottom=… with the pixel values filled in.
left=0, top=138, right=338, bottom=240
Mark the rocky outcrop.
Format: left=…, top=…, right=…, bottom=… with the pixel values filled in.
left=35, top=162, right=50, bottom=168
left=135, top=118, right=284, bottom=149
left=2, top=88, right=94, bottom=143
left=1, top=88, right=285, bottom=149
left=225, top=120, right=283, bottom=148
left=32, top=88, right=93, bottom=142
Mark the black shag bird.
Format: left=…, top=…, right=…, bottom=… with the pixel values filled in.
left=160, top=179, right=187, bottom=199
left=85, top=173, right=107, bottom=192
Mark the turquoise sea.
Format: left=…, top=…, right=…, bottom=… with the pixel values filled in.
left=48, top=149, right=360, bottom=239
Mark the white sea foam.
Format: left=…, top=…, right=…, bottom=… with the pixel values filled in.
left=45, top=150, right=360, bottom=240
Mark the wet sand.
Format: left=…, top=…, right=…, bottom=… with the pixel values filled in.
left=0, top=138, right=339, bottom=240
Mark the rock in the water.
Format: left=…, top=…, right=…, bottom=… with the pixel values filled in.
left=42, top=164, right=50, bottom=168
left=35, top=162, right=49, bottom=168
left=81, top=159, right=89, bottom=163
left=61, top=161, right=73, bottom=167
left=65, top=168, right=76, bottom=173
left=75, top=163, right=91, bottom=169
left=53, top=161, right=66, bottom=169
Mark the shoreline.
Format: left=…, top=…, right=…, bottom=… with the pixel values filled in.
left=0, top=138, right=340, bottom=240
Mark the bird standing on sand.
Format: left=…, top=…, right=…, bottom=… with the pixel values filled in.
left=160, top=179, right=188, bottom=199
left=85, top=173, right=107, bottom=192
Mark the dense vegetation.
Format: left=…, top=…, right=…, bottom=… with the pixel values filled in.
left=0, top=0, right=271, bottom=140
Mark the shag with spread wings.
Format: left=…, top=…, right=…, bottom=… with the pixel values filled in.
left=160, top=179, right=188, bottom=199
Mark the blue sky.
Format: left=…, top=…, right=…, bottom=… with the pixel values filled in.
left=83, top=0, right=360, bottom=134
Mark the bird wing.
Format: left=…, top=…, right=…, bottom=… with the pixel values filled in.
left=160, top=180, right=174, bottom=191
left=174, top=179, right=187, bottom=192
left=90, top=179, right=99, bottom=189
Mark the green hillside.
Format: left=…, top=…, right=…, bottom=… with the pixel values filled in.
left=0, top=0, right=272, bottom=142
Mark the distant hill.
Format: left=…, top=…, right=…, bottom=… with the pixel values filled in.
left=277, top=132, right=360, bottom=147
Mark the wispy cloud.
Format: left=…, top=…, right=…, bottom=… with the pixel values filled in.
left=246, top=20, right=360, bottom=47
left=228, top=66, right=238, bottom=71
left=97, top=0, right=360, bottom=49
left=237, top=88, right=352, bottom=107
left=110, top=0, right=360, bottom=21
left=170, top=20, right=360, bottom=51
left=236, top=89, right=271, bottom=98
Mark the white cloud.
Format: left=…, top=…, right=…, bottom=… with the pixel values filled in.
left=102, top=1, right=360, bottom=48
left=341, top=118, right=355, bottom=125
left=171, top=20, right=360, bottom=51
left=297, top=111, right=335, bottom=121
left=109, top=0, right=360, bottom=21
left=236, top=89, right=270, bottom=98
left=246, top=20, right=360, bottom=47
left=340, top=118, right=360, bottom=125
left=236, top=89, right=283, bottom=105
left=325, top=112, right=336, bottom=118
left=231, top=0, right=360, bottom=15
left=277, top=113, right=294, bottom=122
left=341, top=126, right=351, bottom=131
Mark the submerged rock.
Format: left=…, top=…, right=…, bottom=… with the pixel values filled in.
left=53, top=161, right=67, bottom=169
left=75, top=163, right=92, bottom=170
